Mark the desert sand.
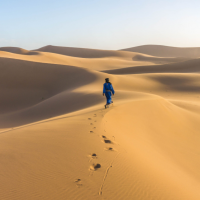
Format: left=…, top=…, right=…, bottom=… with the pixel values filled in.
left=0, top=45, right=200, bottom=200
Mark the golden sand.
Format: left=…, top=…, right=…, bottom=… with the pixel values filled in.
left=0, top=45, right=200, bottom=199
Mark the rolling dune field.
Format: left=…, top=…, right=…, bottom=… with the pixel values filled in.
left=0, top=45, right=200, bottom=200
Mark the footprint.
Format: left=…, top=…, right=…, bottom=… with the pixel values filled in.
left=88, top=153, right=98, bottom=162
left=74, top=179, right=82, bottom=187
left=101, top=135, right=113, bottom=143
left=93, top=127, right=96, bottom=129
left=92, top=153, right=97, bottom=157
left=90, top=123, right=93, bottom=125
left=105, top=147, right=114, bottom=151
left=90, top=131, right=94, bottom=133
left=89, top=153, right=97, bottom=159
left=88, top=118, right=92, bottom=120
left=90, top=163, right=101, bottom=171
left=103, top=139, right=112, bottom=144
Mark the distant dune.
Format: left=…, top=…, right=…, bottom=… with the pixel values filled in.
left=122, top=44, right=200, bottom=58
left=1, top=46, right=187, bottom=71
left=34, top=45, right=135, bottom=58
left=103, top=58, right=200, bottom=74
left=0, top=47, right=39, bottom=55
left=1, top=44, right=200, bottom=200
left=35, top=45, right=188, bottom=64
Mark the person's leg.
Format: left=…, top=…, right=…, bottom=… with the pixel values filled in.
left=105, top=92, right=110, bottom=109
left=105, top=92, right=108, bottom=108
left=105, top=92, right=112, bottom=104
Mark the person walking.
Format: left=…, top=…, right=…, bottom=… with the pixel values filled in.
left=103, top=78, right=115, bottom=108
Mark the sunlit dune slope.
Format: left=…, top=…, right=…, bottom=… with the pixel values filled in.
left=104, top=58, right=200, bottom=74
left=1, top=91, right=200, bottom=200
left=122, top=44, right=200, bottom=58
left=101, top=96, right=200, bottom=200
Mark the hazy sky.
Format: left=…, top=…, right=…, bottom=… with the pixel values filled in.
left=1, top=0, right=200, bottom=50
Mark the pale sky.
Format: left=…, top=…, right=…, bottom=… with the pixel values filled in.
left=1, top=0, right=200, bottom=50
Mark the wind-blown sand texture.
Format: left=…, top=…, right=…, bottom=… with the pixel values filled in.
left=1, top=45, right=200, bottom=200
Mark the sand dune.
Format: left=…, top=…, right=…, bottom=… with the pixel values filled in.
left=104, top=58, right=200, bottom=74
left=122, top=44, right=200, bottom=58
left=35, top=45, right=188, bottom=62
left=0, top=47, right=188, bottom=72
left=0, top=47, right=39, bottom=55
left=1, top=45, right=200, bottom=200
left=35, top=45, right=137, bottom=58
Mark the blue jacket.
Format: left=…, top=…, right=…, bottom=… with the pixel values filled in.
left=103, top=83, right=115, bottom=95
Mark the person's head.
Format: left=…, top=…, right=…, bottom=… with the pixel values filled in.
left=105, top=78, right=109, bottom=83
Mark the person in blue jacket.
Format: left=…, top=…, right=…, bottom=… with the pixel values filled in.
left=103, top=78, right=115, bottom=108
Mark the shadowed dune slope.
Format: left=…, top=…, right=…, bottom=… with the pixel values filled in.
left=0, top=57, right=99, bottom=115
left=122, top=45, right=200, bottom=58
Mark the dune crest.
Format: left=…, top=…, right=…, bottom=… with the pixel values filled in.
left=0, top=47, right=39, bottom=55
left=122, top=44, right=200, bottom=58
